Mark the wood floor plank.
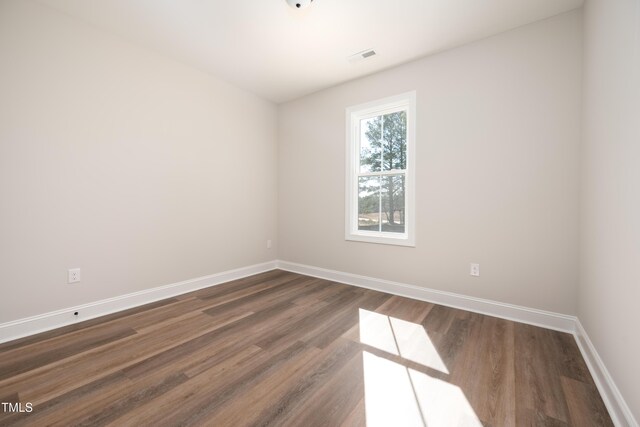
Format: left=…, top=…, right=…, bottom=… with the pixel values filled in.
left=561, top=376, right=615, bottom=427
left=187, top=270, right=292, bottom=300
left=198, top=272, right=307, bottom=303
left=303, top=289, right=391, bottom=349
left=341, top=398, right=366, bottom=427
left=72, top=373, right=189, bottom=427
left=250, top=338, right=361, bottom=427
left=430, top=314, right=474, bottom=376
left=551, top=331, right=595, bottom=385
left=252, top=286, right=367, bottom=350
left=0, top=324, right=137, bottom=381
left=0, top=313, right=232, bottom=404
left=374, top=295, right=433, bottom=323
left=16, top=374, right=133, bottom=427
left=0, top=270, right=613, bottom=426
left=514, top=323, right=572, bottom=423
left=469, top=317, right=516, bottom=426
left=110, top=342, right=309, bottom=427
left=195, top=345, right=324, bottom=426
left=121, top=312, right=255, bottom=380
left=0, top=393, right=21, bottom=427
left=202, top=275, right=322, bottom=318
left=103, top=345, right=264, bottom=427
left=0, top=298, right=179, bottom=353
left=184, top=270, right=290, bottom=299
left=444, top=315, right=499, bottom=424
left=282, top=349, right=364, bottom=427
left=421, top=304, right=460, bottom=334
left=0, top=372, right=129, bottom=427
left=516, top=409, right=568, bottom=427
left=291, top=280, right=351, bottom=306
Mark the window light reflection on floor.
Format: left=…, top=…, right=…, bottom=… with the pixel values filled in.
left=363, top=351, right=482, bottom=427
left=358, top=308, right=448, bottom=374
left=359, top=309, right=482, bottom=427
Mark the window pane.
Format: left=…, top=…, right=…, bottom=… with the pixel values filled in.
left=360, top=116, right=382, bottom=172
left=358, top=176, right=380, bottom=231
left=381, top=174, right=405, bottom=233
left=382, top=111, right=407, bottom=171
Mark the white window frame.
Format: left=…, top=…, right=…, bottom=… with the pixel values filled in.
left=345, top=91, right=416, bottom=247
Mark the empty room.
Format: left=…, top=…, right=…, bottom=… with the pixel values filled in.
left=0, top=0, right=638, bottom=425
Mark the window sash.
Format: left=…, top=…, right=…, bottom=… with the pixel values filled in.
left=357, top=107, right=408, bottom=174
left=357, top=173, right=406, bottom=234
left=357, top=170, right=406, bottom=177
left=353, top=173, right=408, bottom=237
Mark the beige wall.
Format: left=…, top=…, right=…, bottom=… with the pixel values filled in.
left=278, top=11, right=582, bottom=314
left=0, top=1, right=278, bottom=322
left=580, top=0, right=640, bottom=421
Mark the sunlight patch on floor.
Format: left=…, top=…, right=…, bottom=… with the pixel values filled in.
left=358, top=308, right=449, bottom=374
left=358, top=308, right=399, bottom=356
left=363, top=351, right=482, bottom=427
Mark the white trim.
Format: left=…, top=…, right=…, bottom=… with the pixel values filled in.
left=574, top=320, right=639, bottom=427
left=276, top=260, right=575, bottom=332
left=276, top=259, right=637, bottom=427
left=0, top=260, right=278, bottom=344
left=1, top=258, right=635, bottom=427
left=345, top=91, right=416, bottom=247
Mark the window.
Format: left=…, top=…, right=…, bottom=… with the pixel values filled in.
left=345, top=92, right=416, bottom=246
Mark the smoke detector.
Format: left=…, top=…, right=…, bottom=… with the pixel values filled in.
left=286, top=0, right=314, bottom=9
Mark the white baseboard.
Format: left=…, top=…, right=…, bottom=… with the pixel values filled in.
left=0, top=260, right=278, bottom=344
left=1, top=258, right=634, bottom=427
left=276, top=259, right=636, bottom=427
left=574, top=320, right=638, bottom=427
left=276, top=260, right=577, bottom=333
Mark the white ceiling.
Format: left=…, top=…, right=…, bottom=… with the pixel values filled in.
left=39, top=0, right=583, bottom=103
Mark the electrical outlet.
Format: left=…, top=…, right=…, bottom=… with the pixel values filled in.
left=470, top=263, right=480, bottom=277
left=267, top=239, right=272, bottom=249
left=68, top=268, right=81, bottom=283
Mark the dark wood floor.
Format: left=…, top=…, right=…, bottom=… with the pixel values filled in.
left=0, top=270, right=612, bottom=426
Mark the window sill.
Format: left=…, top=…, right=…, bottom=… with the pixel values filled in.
left=345, top=233, right=415, bottom=247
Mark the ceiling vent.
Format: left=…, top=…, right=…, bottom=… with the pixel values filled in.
left=348, top=49, right=377, bottom=63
